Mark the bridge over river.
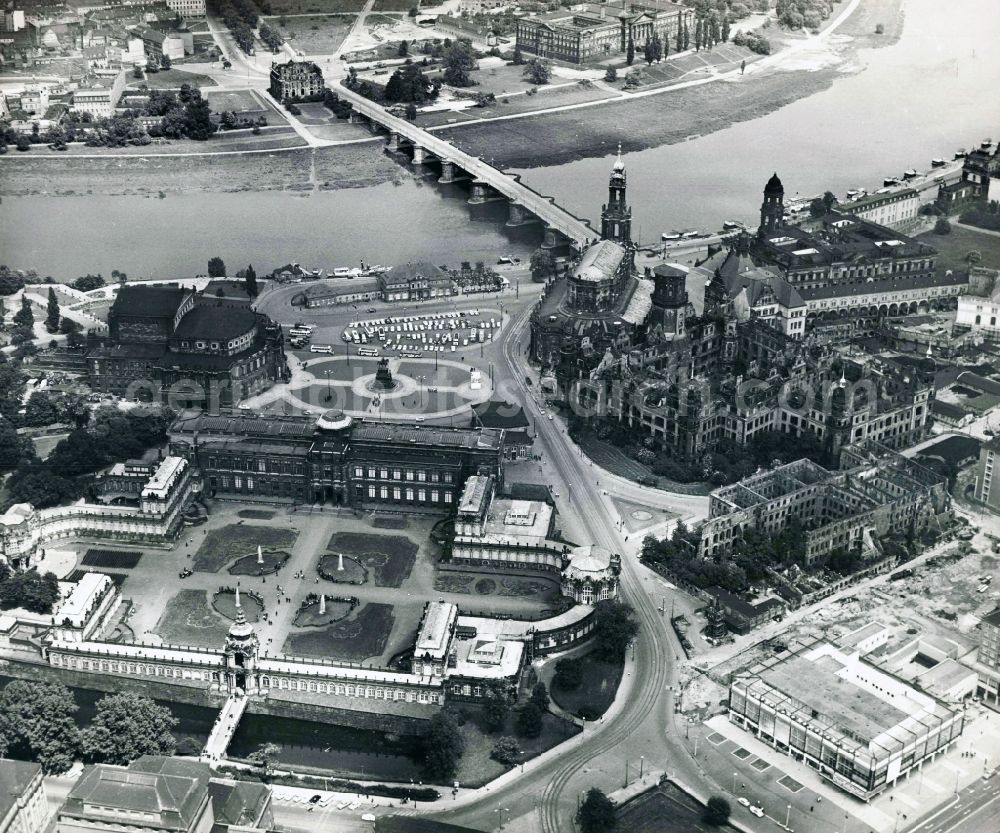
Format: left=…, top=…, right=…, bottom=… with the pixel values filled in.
left=335, top=84, right=598, bottom=252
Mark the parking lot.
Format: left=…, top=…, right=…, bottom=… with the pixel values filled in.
left=337, top=307, right=505, bottom=357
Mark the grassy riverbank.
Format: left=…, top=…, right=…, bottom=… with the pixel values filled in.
left=437, top=0, right=904, bottom=168
left=0, top=143, right=403, bottom=197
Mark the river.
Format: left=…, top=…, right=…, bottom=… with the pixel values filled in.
left=0, top=0, right=998, bottom=277
left=512, top=0, right=1000, bottom=239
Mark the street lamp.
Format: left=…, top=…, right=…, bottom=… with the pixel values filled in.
left=324, top=369, right=332, bottom=403
left=639, top=755, right=644, bottom=779
left=785, top=804, right=791, bottom=828
left=494, top=806, right=509, bottom=830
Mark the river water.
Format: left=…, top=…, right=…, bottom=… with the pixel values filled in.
left=512, top=0, right=1000, bottom=239
left=2, top=0, right=998, bottom=278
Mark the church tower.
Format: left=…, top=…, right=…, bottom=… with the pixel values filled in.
left=649, top=264, right=689, bottom=336
left=223, top=585, right=259, bottom=695
left=601, top=144, right=632, bottom=249
left=759, top=172, right=785, bottom=236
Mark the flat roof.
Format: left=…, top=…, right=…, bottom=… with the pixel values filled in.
left=458, top=475, right=493, bottom=515
left=450, top=635, right=523, bottom=680
left=351, top=421, right=503, bottom=451
left=56, top=573, right=112, bottom=627
left=414, top=602, right=457, bottom=660
left=141, top=456, right=186, bottom=500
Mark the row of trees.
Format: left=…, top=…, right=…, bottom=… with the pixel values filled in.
left=0, top=681, right=177, bottom=774
left=959, top=200, right=1000, bottom=233
left=258, top=20, right=284, bottom=52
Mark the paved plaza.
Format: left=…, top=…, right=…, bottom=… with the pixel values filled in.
left=72, top=503, right=560, bottom=665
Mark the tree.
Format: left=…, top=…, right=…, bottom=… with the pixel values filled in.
left=483, top=697, right=508, bottom=733
left=652, top=33, right=663, bottom=62
left=554, top=657, right=584, bottom=691
left=0, top=679, right=80, bottom=773
left=490, top=736, right=520, bottom=766
left=132, top=65, right=143, bottom=79
left=576, top=788, right=616, bottom=833
left=604, top=66, right=618, bottom=82
left=704, top=796, right=731, bottom=826
left=45, top=287, right=60, bottom=333
left=184, top=95, right=217, bottom=140
left=15, top=135, right=30, bottom=152
left=523, top=57, right=550, bottom=85
left=0, top=569, right=60, bottom=612
left=111, top=269, right=127, bottom=285
left=161, top=53, right=172, bottom=70
left=592, top=600, right=639, bottom=662
left=442, top=40, right=476, bottom=87
left=515, top=702, right=543, bottom=738
left=822, top=190, right=838, bottom=213
left=875, top=22, right=885, bottom=34
left=626, top=35, right=635, bottom=65
left=384, top=63, right=438, bottom=103
left=248, top=742, right=282, bottom=778
left=530, top=248, right=555, bottom=281
left=721, top=15, right=731, bottom=42
left=80, top=693, right=177, bottom=765
left=13, top=296, right=34, bottom=329
left=405, top=102, right=417, bottom=120
left=966, top=250, right=983, bottom=265
left=421, top=710, right=465, bottom=780
left=398, top=39, right=409, bottom=57
left=675, top=18, right=683, bottom=51
left=208, top=256, right=226, bottom=277
left=512, top=44, right=524, bottom=65
left=643, top=39, right=654, bottom=65
left=934, top=217, right=952, bottom=235
left=695, top=17, right=703, bottom=50
left=0, top=420, right=35, bottom=473
left=71, top=274, right=105, bottom=291
left=809, top=197, right=826, bottom=217
left=530, top=682, right=550, bottom=711
left=244, top=264, right=258, bottom=298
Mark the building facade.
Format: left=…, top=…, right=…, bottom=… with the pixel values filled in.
left=268, top=59, right=324, bottom=101
left=71, top=70, right=125, bottom=118
left=730, top=641, right=965, bottom=799
left=842, top=188, right=920, bottom=231
left=168, top=411, right=505, bottom=510
left=86, top=285, right=287, bottom=407
left=516, top=0, right=692, bottom=64
left=974, top=437, right=1000, bottom=511
left=0, top=762, right=47, bottom=833
left=698, top=443, right=950, bottom=564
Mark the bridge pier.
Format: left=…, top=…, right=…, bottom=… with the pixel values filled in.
left=367, top=119, right=380, bottom=135
left=541, top=224, right=567, bottom=250
left=386, top=131, right=401, bottom=151
left=505, top=199, right=537, bottom=228
left=438, top=160, right=457, bottom=184
left=412, top=144, right=430, bottom=164
left=469, top=178, right=498, bottom=204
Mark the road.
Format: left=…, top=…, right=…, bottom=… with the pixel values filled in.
left=420, top=304, right=737, bottom=833
left=907, top=772, right=999, bottom=833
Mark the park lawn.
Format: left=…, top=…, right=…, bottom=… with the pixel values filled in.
left=455, top=710, right=580, bottom=787
left=550, top=654, right=624, bottom=719
left=283, top=602, right=394, bottom=661
left=419, top=82, right=615, bottom=127
left=205, top=89, right=265, bottom=114
left=917, top=225, right=1000, bottom=274
left=372, top=0, right=412, bottom=9
left=154, top=589, right=230, bottom=647
left=194, top=525, right=299, bottom=573
left=269, top=0, right=368, bottom=13
left=263, top=14, right=355, bottom=54
left=328, top=532, right=417, bottom=587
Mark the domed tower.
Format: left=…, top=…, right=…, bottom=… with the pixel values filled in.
left=601, top=144, right=633, bottom=253
left=759, top=172, right=785, bottom=236
left=223, top=586, right=259, bottom=695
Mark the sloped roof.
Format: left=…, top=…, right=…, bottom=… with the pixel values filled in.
left=111, top=285, right=187, bottom=320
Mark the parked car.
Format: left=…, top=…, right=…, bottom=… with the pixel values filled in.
left=179, top=568, right=193, bottom=579
left=749, top=806, right=764, bottom=818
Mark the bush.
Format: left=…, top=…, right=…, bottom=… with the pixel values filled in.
left=490, top=736, right=521, bottom=765
left=934, top=217, right=952, bottom=235
left=875, top=22, right=884, bottom=33
left=515, top=703, right=543, bottom=738
left=704, top=795, right=731, bottom=826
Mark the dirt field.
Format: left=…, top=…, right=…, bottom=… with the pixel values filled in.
left=263, top=13, right=355, bottom=54
left=268, top=0, right=367, bottom=13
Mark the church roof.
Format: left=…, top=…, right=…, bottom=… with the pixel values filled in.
left=573, top=240, right=626, bottom=283
left=173, top=305, right=257, bottom=341
left=765, top=172, right=784, bottom=194
left=111, top=285, right=188, bottom=320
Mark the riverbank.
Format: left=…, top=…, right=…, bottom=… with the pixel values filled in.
left=0, top=142, right=403, bottom=197
left=439, top=0, right=903, bottom=168
left=0, top=0, right=901, bottom=197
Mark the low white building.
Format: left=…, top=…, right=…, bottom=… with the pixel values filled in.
left=844, top=188, right=920, bottom=231
left=71, top=71, right=126, bottom=119
left=560, top=545, right=619, bottom=604
left=51, top=573, right=122, bottom=643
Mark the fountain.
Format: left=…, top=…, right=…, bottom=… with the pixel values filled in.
left=319, top=594, right=326, bottom=615
left=337, top=552, right=344, bottom=572
left=257, top=546, right=263, bottom=566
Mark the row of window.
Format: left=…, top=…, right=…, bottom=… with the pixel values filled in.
left=361, top=484, right=453, bottom=504
left=354, top=466, right=453, bottom=484
left=265, top=675, right=439, bottom=703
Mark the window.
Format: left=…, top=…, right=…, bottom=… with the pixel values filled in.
left=380, top=468, right=388, bottom=479
left=354, top=466, right=363, bottom=477
left=393, top=487, right=401, bottom=500
left=444, top=492, right=453, bottom=504
left=380, top=486, right=388, bottom=499
left=406, top=469, right=414, bottom=481
left=431, top=490, right=439, bottom=503
left=418, top=489, right=426, bottom=501
left=393, top=468, right=401, bottom=480
left=406, top=488, right=414, bottom=501
left=367, top=467, right=376, bottom=478
left=368, top=485, right=376, bottom=498
left=418, top=470, right=427, bottom=482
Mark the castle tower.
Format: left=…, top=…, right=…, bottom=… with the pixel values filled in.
left=650, top=264, right=689, bottom=336
left=601, top=144, right=633, bottom=250
left=223, top=585, right=259, bottom=695
left=759, top=172, right=784, bottom=236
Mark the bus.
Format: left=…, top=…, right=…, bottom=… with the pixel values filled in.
left=358, top=348, right=380, bottom=357
left=289, top=326, right=313, bottom=339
